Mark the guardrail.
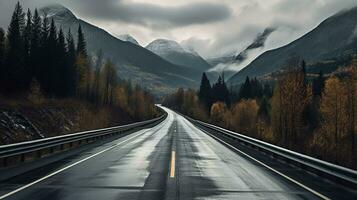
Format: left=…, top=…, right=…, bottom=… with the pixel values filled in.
left=187, top=117, right=357, bottom=189
left=0, top=113, right=167, bottom=167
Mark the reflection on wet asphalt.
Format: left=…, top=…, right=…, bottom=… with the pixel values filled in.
left=0, top=107, right=352, bottom=200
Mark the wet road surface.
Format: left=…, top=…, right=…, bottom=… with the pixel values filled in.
left=0, top=107, right=356, bottom=200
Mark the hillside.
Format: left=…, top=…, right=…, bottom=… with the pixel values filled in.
left=229, top=7, right=357, bottom=84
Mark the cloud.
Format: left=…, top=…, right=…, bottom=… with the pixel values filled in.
left=62, top=0, right=232, bottom=29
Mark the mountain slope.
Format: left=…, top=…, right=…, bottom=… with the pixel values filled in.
left=228, top=7, right=357, bottom=85
left=146, top=39, right=212, bottom=71
left=41, top=5, right=199, bottom=95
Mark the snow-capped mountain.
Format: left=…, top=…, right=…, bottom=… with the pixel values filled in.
left=40, top=4, right=77, bottom=24
left=118, top=34, right=140, bottom=46
left=146, top=39, right=187, bottom=55
left=146, top=39, right=211, bottom=71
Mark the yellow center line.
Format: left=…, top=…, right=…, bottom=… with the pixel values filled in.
left=170, top=151, right=176, bottom=178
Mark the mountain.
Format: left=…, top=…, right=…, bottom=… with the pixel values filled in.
left=228, top=7, right=357, bottom=85
left=146, top=39, right=212, bottom=71
left=118, top=34, right=140, bottom=45
left=40, top=5, right=200, bottom=96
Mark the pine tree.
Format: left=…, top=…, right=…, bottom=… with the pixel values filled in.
left=43, top=19, right=58, bottom=95
left=41, top=12, right=50, bottom=45
left=212, top=74, right=230, bottom=107
left=250, top=78, right=263, bottom=98
left=239, top=77, right=252, bottom=100
left=76, top=24, right=87, bottom=57
left=262, top=83, right=272, bottom=98
left=56, top=28, right=69, bottom=96
left=66, top=30, right=77, bottom=96
left=23, top=9, right=33, bottom=85
left=24, top=9, right=32, bottom=63
left=5, top=2, right=26, bottom=93
left=37, top=12, right=50, bottom=92
left=300, top=59, right=308, bottom=85
left=0, top=28, right=5, bottom=78
left=30, top=9, right=42, bottom=80
left=198, top=73, right=212, bottom=113
left=312, top=71, right=325, bottom=97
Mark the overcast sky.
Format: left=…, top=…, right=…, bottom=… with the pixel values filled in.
left=1, top=0, right=357, bottom=68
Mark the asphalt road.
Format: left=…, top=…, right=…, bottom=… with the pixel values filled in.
left=0, top=107, right=356, bottom=200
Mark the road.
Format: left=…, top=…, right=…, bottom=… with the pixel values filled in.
left=0, top=107, right=356, bottom=200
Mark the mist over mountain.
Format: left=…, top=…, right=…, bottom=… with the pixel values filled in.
left=235, top=28, right=276, bottom=63
left=40, top=5, right=201, bottom=96
left=229, top=6, right=357, bottom=85
left=205, top=28, right=276, bottom=82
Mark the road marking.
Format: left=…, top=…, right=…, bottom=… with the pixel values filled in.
left=199, top=129, right=331, bottom=200
left=170, top=151, right=176, bottom=178
left=0, top=128, right=158, bottom=200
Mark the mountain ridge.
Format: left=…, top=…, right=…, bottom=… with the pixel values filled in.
left=228, top=6, right=357, bottom=84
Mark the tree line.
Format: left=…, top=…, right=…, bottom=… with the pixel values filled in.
left=0, top=2, right=158, bottom=120
left=163, top=59, right=357, bottom=169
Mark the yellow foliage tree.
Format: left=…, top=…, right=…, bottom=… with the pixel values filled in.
left=210, top=102, right=227, bottom=126
left=231, top=99, right=259, bottom=136
left=271, top=68, right=311, bottom=148
left=319, top=76, right=348, bottom=154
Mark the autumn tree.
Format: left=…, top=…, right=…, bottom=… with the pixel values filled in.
left=257, top=97, right=270, bottom=139
left=346, top=64, right=357, bottom=153
left=231, top=99, right=259, bottom=136
left=210, top=102, right=228, bottom=126
left=271, top=64, right=311, bottom=148
left=319, top=76, right=349, bottom=161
